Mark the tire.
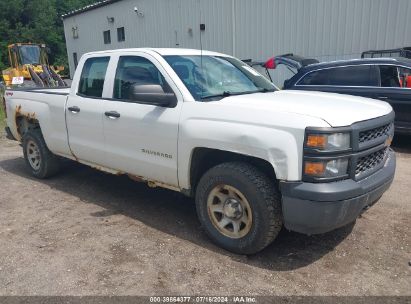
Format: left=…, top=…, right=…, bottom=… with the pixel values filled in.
left=195, top=162, right=283, bottom=254
left=22, top=129, right=60, bottom=178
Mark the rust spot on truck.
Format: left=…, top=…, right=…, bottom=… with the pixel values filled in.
left=15, top=105, right=37, bottom=120
left=127, top=174, right=180, bottom=191
left=88, top=163, right=121, bottom=175
left=127, top=174, right=145, bottom=183
left=15, top=105, right=22, bottom=122
left=14, top=105, right=38, bottom=141
left=19, top=112, right=36, bottom=120
left=73, top=158, right=125, bottom=176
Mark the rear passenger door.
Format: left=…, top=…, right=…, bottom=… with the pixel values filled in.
left=100, top=52, right=183, bottom=187
left=294, top=65, right=379, bottom=99
left=374, top=65, right=411, bottom=132
left=66, top=56, right=110, bottom=165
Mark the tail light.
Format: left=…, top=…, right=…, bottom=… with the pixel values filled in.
left=263, top=57, right=276, bottom=69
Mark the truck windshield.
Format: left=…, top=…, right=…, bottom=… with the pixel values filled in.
left=164, top=55, right=277, bottom=101
left=19, top=45, right=41, bottom=65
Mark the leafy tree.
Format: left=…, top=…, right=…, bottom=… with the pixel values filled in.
left=0, top=0, right=95, bottom=74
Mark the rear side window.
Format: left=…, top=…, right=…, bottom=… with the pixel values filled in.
left=78, top=57, right=110, bottom=98
left=398, top=66, right=411, bottom=88
left=298, top=65, right=379, bottom=86
left=379, top=65, right=411, bottom=88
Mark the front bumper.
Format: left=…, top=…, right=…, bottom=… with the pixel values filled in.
left=280, top=149, right=396, bottom=235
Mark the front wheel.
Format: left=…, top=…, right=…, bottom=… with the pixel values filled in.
left=195, top=162, right=283, bottom=254
left=22, top=129, right=60, bottom=178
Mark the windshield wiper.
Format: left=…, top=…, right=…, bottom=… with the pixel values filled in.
left=256, top=88, right=276, bottom=93
left=201, top=88, right=276, bottom=101
left=201, top=91, right=233, bottom=100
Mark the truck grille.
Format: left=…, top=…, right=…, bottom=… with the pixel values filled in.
left=355, top=148, right=388, bottom=177
left=359, top=123, right=392, bottom=144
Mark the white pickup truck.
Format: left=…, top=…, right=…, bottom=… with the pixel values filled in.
left=3, top=48, right=396, bottom=254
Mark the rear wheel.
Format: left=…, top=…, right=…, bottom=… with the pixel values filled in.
left=22, top=129, right=60, bottom=178
left=195, top=162, right=282, bottom=254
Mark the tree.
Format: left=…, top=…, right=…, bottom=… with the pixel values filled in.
left=0, top=0, right=95, bottom=74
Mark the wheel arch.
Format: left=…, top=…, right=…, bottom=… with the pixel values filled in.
left=15, top=114, right=41, bottom=140
left=184, top=147, right=278, bottom=197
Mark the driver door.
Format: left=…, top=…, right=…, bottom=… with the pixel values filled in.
left=100, top=53, right=183, bottom=187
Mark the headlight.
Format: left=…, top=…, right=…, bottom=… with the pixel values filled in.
left=305, top=132, right=351, bottom=151
left=303, top=128, right=352, bottom=182
left=304, top=158, right=349, bottom=179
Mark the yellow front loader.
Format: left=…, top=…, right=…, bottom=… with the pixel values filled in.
left=2, top=43, right=67, bottom=87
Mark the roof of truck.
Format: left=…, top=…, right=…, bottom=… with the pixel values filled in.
left=83, top=48, right=230, bottom=57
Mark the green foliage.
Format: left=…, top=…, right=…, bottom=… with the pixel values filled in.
left=0, top=86, right=4, bottom=129
left=0, top=0, right=95, bottom=75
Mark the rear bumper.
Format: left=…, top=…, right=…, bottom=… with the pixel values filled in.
left=280, top=149, right=396, bottom=235
left=4, top=127, right=16, bottom=141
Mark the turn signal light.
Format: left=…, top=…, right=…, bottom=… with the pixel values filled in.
left=306, top=134, right=327, bottom=149
left=305, top=131, right=351, bottom=151
left=304, top=162, right=325, bottom=176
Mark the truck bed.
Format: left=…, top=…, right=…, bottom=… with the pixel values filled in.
left=4, top=86, right=72, bottom=157
left=8, top=86, right=70, bottom=95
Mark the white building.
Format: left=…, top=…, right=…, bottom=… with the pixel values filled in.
left=62, top=0, right=411, bottom=86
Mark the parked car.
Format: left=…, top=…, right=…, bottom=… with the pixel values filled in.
left=361, top=47, right=411, bottom=59
left=270, top=55, right=411, bottom=134
left=3, top=48, right=395, bottom=254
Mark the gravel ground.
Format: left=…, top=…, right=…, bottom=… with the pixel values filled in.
left=0, top=131, right=410, bottom=296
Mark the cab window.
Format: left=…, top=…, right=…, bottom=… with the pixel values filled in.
left=113, top=56, right=171, bottom=101
left=78, top=57, right=110, bottom=97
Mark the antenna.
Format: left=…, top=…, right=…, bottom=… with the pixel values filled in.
left=199, top=2, right=204, bottom=99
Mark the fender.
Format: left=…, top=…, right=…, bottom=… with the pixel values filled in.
left=5, top=90, right=71, bottom=157
left=177, top=103, right=330, bottom=190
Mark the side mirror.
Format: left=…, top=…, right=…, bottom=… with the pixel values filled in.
left=129, top=83, right=177, bottom=107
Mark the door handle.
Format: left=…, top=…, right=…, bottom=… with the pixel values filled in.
left=104, top=111, right=121, bottom=119
left=68, top=106, right=80, bottom=113
left=377, top=96, right=388, bottom=100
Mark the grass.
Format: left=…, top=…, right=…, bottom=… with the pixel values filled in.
left=0, top=88, right=5, bottom=132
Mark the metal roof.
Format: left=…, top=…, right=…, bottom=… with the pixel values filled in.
left=61, top=0, right=123, bottom=19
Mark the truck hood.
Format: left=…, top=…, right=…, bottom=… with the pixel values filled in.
left=218, top=90, right=393, bottom=127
